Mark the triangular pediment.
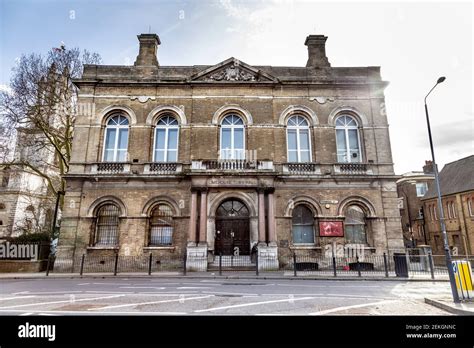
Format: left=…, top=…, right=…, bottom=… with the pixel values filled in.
left=189, top=57, right=278, bottom=83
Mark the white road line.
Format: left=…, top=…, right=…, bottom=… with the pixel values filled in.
left=309, top=300, right=400, bottom=315
left=91, top=282, right=132, bottom=286
left=274, top=284, right=382, bottom=288
left=85, top=291, right=134, bottom=294
left=0, top=309, right=186, bottom=315
left=201, top=291, right=259, bottom=296
left=0, top=294, right=124, bottom=310
left=88, top=295, right=213, bottom=311
left=77, top=283, right=90, bottom=286
left=0, top=296, right=37, bottom=301
left=17, top=291, right=84, bottom=295
left=194, top=297, right=315, bottom=313
left=19, top=312, right=34, bottom=316
left=177, top=287, right=212, bottom=289
left=120, top=286, right=166, bottom=290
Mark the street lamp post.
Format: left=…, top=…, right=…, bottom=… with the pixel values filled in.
left=424, top=76, right=460, bottom=303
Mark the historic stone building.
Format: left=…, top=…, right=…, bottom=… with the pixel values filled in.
left=57, top=33, right=404, bottom=270
left=422, top=155, right=474, bottom=256
left=396, top=161, right=435, bottom=247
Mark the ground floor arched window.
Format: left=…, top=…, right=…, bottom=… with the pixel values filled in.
left=149, top=204, right=174, bottom=246
left=292, top=205, right=315, bottom=244
left=344, top=205, right=367, bottom=244
left=95, top=204, right=120, bottom=245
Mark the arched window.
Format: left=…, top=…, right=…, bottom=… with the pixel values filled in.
left=335, top=115, right=361, bottom=163
left=103, top=114, right=129, bottom=162
left=220, top=114, right=245, bottom=160
left=287, top=115, right=311, bottom=162
left=95, top=204, right=120, bottom=246
left=153, top=115, right=179, bottom=162
left=344, top=205, right=367, bottom=244
left=468, top=198, right=474, bottom=217
left=292, top=205, right=315, bottom=244
left=149, top=204, right=174, bottom=246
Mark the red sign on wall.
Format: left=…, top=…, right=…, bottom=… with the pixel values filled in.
left=319, top=221, right=344, bottom=237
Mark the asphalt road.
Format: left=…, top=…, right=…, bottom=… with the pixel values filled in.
left=0, top=278, right=451, bottom=315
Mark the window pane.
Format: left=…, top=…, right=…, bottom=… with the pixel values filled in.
left=116, top=150, right=127, bottom=162
left=167, top=150, right=177, bottom=162
left=300, top=150, right=310, bottom=162
left=221, top=128, right=231, bottom=149
left=348, top=129, right=360, bottom=161
left=336, top=129, right=346, bottom=151
left=150, top=226, right=173, bottom=245
left=155, top=150, right=165, bottom=162
left=234, top=149, right=245, bottom=160
left=105, top=129, right=116, bottom=150
left=104, top=149, right=114, bottom=162
left=299, top=129, right=310, bottom=150
left=234, top=128, right=244, bottom=149
left=118, top=129, right=128, bottom=150
left=287, top=129, right=297, bottom=150
left=168, top=129, right=178, bottom=150
left=155, top=129, right=166, bottom=150
left=288, top=150, right=298, bottom=162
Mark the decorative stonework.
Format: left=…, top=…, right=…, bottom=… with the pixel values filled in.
left=309, top=96, right=335, bottom=104
left=208, top=63, right=256, bottom=81
left=130, top=96, right=156, bottom=103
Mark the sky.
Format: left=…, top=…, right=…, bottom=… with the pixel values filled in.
left=0, top=0, right=472, bottom=174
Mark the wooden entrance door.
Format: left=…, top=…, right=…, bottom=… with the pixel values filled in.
left=215, top=199, right=250, bottom=255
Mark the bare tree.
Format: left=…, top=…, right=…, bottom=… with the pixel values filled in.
left=0, top=47, right=101, bottom=195
left=0, top=46, right=101, bottom=236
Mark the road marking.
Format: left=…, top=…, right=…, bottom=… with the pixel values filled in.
left=0, top=294, right=124, bottom=310
left=17, top=291, right=84, bottom=295
left=120, top=286, right=166, bottom=290
left=0, top=309, right=186, bottom=315
left=177, top=287, right=212, bottom=289
left=77, top=283, right=90, bottom=286
left=0, top=296, right=36, bottom=301
left=88, top=295, right=213, bottom=311
left=92, top=282, right=132, bottom=286
left=201, top=291, right=259, bottom=296
left=194, top=297, right=315, bottom=313
left=309, top=300, right=400, bottom=315
left=19, top=312, right=34, bottom=316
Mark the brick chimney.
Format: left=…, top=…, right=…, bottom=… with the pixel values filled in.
left=423, top=160, right=434, bottom=174
left=304, top=34, right=331, bottom=68
left=134, top=34, right=160, bottom=67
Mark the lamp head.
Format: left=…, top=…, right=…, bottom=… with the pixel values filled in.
left=437, top=76, right=446, bottom=84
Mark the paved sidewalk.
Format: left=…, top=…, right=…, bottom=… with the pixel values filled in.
left=425, top=298, right=474, bottom=315
left=0, top=271, right=450, bottom=282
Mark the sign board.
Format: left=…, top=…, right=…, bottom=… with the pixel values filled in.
left=319, top=221, right=344, bottom=237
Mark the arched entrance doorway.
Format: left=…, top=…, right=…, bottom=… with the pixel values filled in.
left=215, top=199, right=250, bottom=255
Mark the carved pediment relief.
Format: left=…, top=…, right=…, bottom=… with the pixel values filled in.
left=190, top=57, right=278, bottom=83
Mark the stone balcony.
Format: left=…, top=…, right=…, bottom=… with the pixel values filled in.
left=90, top=162, right=131, bottom=174
left=144, top=162, right=183, bottom=175
left=191, top=160, right=274, bottom=172
left=333, top=163, right=373, bottom=175
left=282, top=163, right=321, bottom=175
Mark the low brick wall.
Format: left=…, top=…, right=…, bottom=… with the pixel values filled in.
left=0, top=260, right=48, bottom=273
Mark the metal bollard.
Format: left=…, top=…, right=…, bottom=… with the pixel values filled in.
left=332, top=256, right=337, bottom=277
left=383, top=253, right=389, bottom=278
left=293, top=253, right=297, bottom=277
left=148, top=253, right=153, bottom=276
left=79, top=254, right=85, bottom=276
left=113, top=253, right=119, bottom=276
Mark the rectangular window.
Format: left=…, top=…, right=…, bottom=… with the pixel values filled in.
left=150, top=226, right=173, bottom=245
left=345, top=225, right=367, bottom=244
left=347, top=129, right=361, bottom=162
left=416, top=183, right=428, bottom=197
left=469, top=199, right=474, bottom=217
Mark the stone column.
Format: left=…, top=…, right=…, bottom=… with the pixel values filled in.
left=199, top=189, right=208, bottom=245
left=187, top=190, right=198, bottom=245
left=258, top=189, right=266, bottom=244
left=267, top=190, right=277, bottom=245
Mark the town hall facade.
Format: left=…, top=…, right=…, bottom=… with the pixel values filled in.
left=57, top=33, right=404, bottom=270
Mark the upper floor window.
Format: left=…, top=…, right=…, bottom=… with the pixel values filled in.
left=335, top=115, right=361, bottom=163
left=103, top=114, right=129, bottom=162
left=154, top=115, right=179, bottom=162
left=416, top=182, right=428, bottom=197
left=468, top=198, right=474, bottom=217
left=287, top=115, right=312, bottom=162
left=220, top=114, right=245, bottom=160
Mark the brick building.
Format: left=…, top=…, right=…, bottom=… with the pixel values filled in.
left=57, top=33, right=404, bottom=270
left=422, top=155, right=474, bottom=256
left=396, top=161, right=435, bottom=247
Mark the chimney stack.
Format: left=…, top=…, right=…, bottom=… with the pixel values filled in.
left=423, top=160, right=434, bottom=174
left=134, top=34, right=160, bottom=67
left=304, top=35, right=330, bottom=68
